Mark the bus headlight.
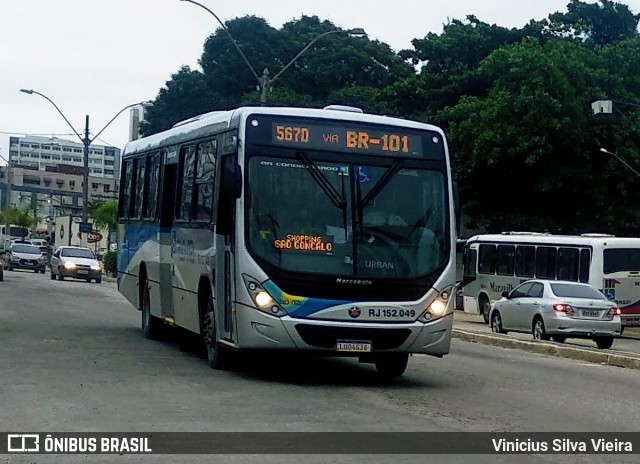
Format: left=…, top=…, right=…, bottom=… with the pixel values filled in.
left=254, top=291, right=273, bottom=308
left=419, top=285, right=453, bottom=322
left=242, top=275, right=285, bottom=317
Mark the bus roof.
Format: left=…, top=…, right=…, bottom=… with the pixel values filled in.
left=123, top=105, right=445, bottom=158
left=465, top=232, right=640, bottom=247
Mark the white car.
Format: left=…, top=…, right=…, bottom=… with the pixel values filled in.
left=489, top=280, right=622, bottom=349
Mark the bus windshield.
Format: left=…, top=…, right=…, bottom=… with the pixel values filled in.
left=246, top=155, right=447, bottom=279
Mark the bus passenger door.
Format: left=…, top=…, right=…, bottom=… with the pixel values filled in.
left=462, top=247, right=478, bottom=313
left=213, top=153, right=240, bottom=343
left=158, top=154, right=178, bottom=321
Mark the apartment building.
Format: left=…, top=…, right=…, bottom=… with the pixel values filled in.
left=8, top=135, right=120, bottom=179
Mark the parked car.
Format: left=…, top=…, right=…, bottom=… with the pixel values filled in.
left=489, top=280, right=622, bottom=349
left=6, top=243, right=47, bottom=273
left=50, top=246, right=102, bottom=283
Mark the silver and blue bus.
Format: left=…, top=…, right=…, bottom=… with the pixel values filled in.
left=116, top=105, right=457, bottom=377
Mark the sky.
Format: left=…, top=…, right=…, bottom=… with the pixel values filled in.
left=1, top=0, right=639, bottom=164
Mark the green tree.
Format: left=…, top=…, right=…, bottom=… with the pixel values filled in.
left=140, top=65, right=214, bottom=136
left=438, top=35, right=640, bottom=233
left=91, top=200, right=118, bottom=250
left=141, top=15, right=413, bottom=136
left=382, top=15, right=540, bottom=120
left=0, top=205, right=35, bottom=229
left=548, top=0, right=640, bottom=50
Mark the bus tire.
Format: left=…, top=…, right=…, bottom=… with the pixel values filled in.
left=141, top=281, right=163, bottom=340
left=374, top=353, right=409, bottom=377
left=203, top=299, right=232, bottom=370
left=479, top=296, right=490, bottom=324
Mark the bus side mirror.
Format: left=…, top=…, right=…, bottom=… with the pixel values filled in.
left=453, top=181, right=461, bottom=237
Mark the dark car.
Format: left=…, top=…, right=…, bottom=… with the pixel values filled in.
left=7, top=243, right=47, bottom=273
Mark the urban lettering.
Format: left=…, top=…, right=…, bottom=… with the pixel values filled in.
left=365, top=260, right=395, bottom=270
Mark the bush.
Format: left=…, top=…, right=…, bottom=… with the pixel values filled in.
left=103, top=251, right=117, bottom=277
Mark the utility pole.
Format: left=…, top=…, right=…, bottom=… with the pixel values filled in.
left=82, top=115, right=90, bottom=224
left=1, top=151, right=12, bottom=251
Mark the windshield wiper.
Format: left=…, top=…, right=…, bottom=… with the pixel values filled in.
left=296, top=152, right=348, bottom=241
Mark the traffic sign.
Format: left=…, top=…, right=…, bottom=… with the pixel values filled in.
left=79, top=222, right=92, bottom=234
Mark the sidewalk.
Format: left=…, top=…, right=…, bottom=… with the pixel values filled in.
left=452, top=310, right=640, bottom=370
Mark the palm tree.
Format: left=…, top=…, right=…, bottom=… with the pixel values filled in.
left=0, top=205, right=34, bottom=229
left=87, top=199, right=104, bottom=219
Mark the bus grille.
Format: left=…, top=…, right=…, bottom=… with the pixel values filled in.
left=294, top=324, right=411, bottom=350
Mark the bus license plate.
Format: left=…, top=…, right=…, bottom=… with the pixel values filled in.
left=336, top=340, right=372, bottom=352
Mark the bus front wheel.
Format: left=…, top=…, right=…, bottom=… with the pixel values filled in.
left=141, top=283, right=163, bottom=340
left=203, top=299, right=233, bottom=370
left=480, top=296, right=491, bottom=324
left=374, top=353, right=409, bottom=377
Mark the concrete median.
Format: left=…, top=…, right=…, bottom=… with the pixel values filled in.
left=453, top=328, right=640, bottom=370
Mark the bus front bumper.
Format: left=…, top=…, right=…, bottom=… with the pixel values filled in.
left=234, top=305, right=453, bottom=357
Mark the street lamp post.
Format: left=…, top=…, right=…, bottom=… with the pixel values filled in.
left=179, top=0, right=366, bottom=104
left=600, top=148, right=640, bottom=178
left=19, top=89, right=148, bottom=227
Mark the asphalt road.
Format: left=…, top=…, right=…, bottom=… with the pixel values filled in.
left=1, top=270, right=639, bottom=464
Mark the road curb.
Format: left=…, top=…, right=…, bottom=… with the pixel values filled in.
left=102, top=275, right=117, bottom=283
left=452, top=329, right=640, bottom=370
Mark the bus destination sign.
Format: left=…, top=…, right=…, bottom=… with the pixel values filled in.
left=270, top=122, right=426, bottom=157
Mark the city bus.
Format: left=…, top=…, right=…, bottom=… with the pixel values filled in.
left=461, top=232, right=640, bottom=330
left=116, top=105, right=457, bottom=377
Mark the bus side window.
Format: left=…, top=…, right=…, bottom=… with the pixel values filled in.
left=557, top=247, right=579, bottom=281
left=496, top=245, right=515, bottom=276
left=132, top=157, right=146, bottom=219
left=193, top=139, right=217, bottom=223
left=536, top=246, right=557, bottom=280
left=144, top=153, right=161, bottom=220
left=119, top=160, right=134, bottom=219
left=515, top=246, right=535, bottom=278
left=463, top=248, right=477, bottom=279
left=478, top=244, right=496, bottom=275
left=579, top=249, right=591, bottom=283
left=175, top=145, right=195, bottom=221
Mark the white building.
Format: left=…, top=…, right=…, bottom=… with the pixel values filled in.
left=8, top=135, right=120, bottom=179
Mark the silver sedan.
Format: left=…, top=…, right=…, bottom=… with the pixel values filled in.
left=489, top=279, right=622, bottom=349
